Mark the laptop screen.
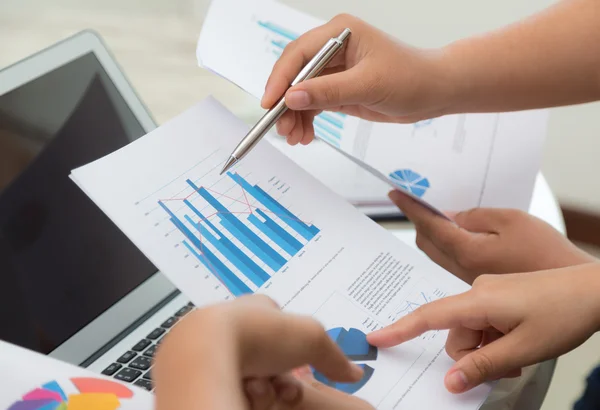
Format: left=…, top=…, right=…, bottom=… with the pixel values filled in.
left=0, top=52, right=157, bottom=354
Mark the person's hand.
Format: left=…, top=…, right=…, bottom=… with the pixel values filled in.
left=261, top=14, right=454, bottom=145
left=244, top=366, right=374, bottom=410
left=388, top=190, right=596, bottom=284
left=368, top=263, right=600, bottom=394
left=154, top=295, right=373, bottom=410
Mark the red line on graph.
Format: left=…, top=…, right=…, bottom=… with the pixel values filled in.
left=159, top=182, right=315, bottom=226
left=240, top=186, right=253, bottom=214
left=205, top=187, right=250, bottom=207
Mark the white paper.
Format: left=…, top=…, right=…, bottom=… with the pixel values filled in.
left=197, top=0, right=548, bottom=214
left=70, top=97, right=490, bottom=409
left=320, top=136, right=450, bottom=219
left=0, top=340, right=153, bottom=410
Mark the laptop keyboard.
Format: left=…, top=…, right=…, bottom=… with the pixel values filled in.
left=100, top=301, right=195, bottom=391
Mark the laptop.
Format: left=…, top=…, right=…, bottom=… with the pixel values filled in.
left=0, top=30, right=195, bottom=392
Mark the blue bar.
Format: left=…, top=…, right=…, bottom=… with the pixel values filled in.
left=256, top=209, right=303, bottom=252
left=314, top=124, right=341, bottom=147
left=227, top=173, right=320, bottom=241
left=218, top=219, right=281, bottom=271
left=313, top=117, right=342, bottom=140
left=273, top=49, right=282, bottom=58
left=317, top=112, right=344, bottom=129
left=248, top=213, right=299, bottom=256
left=185, top=215, right=267, bottom=287
left=257, top=21, right=298, bottom=41
left=184, top=200, right=270, bottom=282
left=158, top=201, right=251, bottom=296
left=184, top=199, right=220, bottom=231
left=186, top=179, right=287, bottom=270
left=271, top=39, right=288, bottom=50
left=182, top=241, right=250, bottom=297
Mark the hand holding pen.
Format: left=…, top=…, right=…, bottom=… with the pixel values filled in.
left=221, top=27, right=352, bottom=175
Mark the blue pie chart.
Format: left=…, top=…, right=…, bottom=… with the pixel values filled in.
left=389, top=169, right=430, bottom=198
left=312, top=327, right=377, bottom=394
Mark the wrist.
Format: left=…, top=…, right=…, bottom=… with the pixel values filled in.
left=435, top=40, right=474, bottom=115
left=155, top=309, right=241, bottom=407
left=408, top=44, right=466, bottom=119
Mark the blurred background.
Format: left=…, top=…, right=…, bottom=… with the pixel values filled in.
left=1, top=0, right=599, bottom=408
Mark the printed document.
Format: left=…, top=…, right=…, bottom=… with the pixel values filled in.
left=71, top=97, right=490, bottom=409
left=0, top=340, right=152, bottom=410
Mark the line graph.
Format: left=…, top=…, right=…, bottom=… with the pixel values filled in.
left=395, top=291, right=435, bottom=316
left=136, top=153, right=320, bottom=298
left=389, top=279, right=447, bottom=341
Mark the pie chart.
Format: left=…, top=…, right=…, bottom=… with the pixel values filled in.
left=313, top=327, right=377, bottom=394
left=389, top=169, right=430, bottom=198
left=8, top=377, right=134, bottom=410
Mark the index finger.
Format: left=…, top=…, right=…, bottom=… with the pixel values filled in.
left=367, top=292, right=479, bottom=348
left=261, top=16, right=355, bottom=108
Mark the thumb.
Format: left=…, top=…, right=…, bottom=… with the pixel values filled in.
left=453, top=208, right=509, bottom=233
left=444, top=328, right=530, bottom=394
left=285, top=68, right=369, bottom=110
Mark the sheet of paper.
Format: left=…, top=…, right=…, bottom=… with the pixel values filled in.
left=197, top=0, right=548, bottom=213
left=320, top=135, right=450, bottom=219
left=0, top=340, right=153, bottom=410
left=70, top=97, right=490, bottom=409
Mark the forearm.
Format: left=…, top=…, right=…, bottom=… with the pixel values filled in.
left=440, top=0, right=600, bottom=113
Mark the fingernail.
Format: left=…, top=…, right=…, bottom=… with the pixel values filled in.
left=446, top=370, right=468, bottom=393
left=286, top=90, right=310, bottom=109
left=262, top=82, right=272, bottom=105
left=247, top=379, right=267, bottom=396
left=281, top=385, right=299, bottom=402
left=293, top=366, right=312, bottom=378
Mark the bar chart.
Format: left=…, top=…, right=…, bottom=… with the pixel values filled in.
left=257, top=20, right=347, bottom=147
left=157, top=171, right=320, bottom=297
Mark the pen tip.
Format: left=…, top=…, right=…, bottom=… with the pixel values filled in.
left=220, top=156, right=238, bottom=176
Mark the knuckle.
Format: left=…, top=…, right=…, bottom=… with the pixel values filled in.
left=504, top=209, right=525, bottom=223
left=413, top=306, right=432, bottom=331
left=445, top=343, right=458, bottom=360
left=279, top=40, right=298, bottom=60
left=470, top=351, right=495, bottom=379
left=322, top=84, right=340, bottom=104
left=454, top=239, right=481, bottom=270
left=331, top=13, right=356, bottom=25
left=471, top=274, right=498, bottom=300
left=362, top=72, right=385, bottom=102
left=285, top=39, right=298, bottom=53
left=472, top=273, right=494, bottom=287
left=252, top=294, right=280, bottom=309
left=415, top=233, right=427, bottom=250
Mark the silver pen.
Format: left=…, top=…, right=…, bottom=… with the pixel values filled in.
left=220, top=28, right=352, bottom=175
